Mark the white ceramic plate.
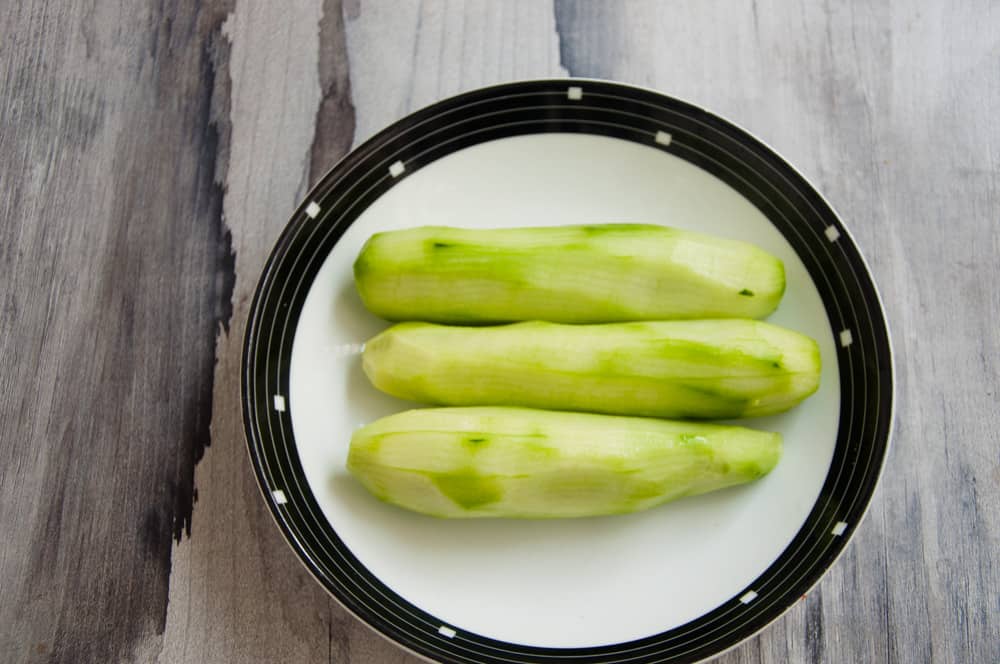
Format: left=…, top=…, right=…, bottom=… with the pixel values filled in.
left=243, top=80, right=893, bottom=664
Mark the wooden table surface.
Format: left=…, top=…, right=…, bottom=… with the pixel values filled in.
left=2, top=1, right=998, bottom=662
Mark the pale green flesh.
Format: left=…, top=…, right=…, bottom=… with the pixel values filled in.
left=353, top=225, right=786, bottom=323
left=363, top=320, right=821, bottom=419
left=347, top=407, right=782, bottom=518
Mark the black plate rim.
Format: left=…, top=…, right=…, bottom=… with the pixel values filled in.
left=241, top=78, right=895, bottom=664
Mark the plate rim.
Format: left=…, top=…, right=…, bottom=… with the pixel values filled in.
left=241, top=77, right=895, bottom=664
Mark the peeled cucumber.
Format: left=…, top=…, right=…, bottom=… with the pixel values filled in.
left=363, top=319, right=821, bottom=419
left=347, top=407, right=782, bottom=518
left=353, top=224, right=785, bottom=323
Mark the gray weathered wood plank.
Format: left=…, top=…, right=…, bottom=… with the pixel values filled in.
left=156, top=3, right=336, bottom=663
left=0, top=1, right=235, bottom=661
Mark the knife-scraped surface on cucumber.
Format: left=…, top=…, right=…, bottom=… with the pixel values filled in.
left=347, top=407, right=782, bottom=518
left=364, top=319, right=820, bottom=419
left=354, top=224, right=785, bottom=323
left=346, top=223, right=818, bottom=519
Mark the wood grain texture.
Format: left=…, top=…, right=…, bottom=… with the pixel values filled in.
left=157, top=3, right=335, bottom=663
left=0, top=1, right=234, bottom=662
left=2, top=0, right=997, bottom=663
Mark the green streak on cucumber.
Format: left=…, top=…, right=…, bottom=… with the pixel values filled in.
left=428, top=469, right=504, bottom=509
left=363, top=319, right=821, bottom=419
left=353, top=224, right=785, bottom=323
left=347, top=407, right=782, bottom=518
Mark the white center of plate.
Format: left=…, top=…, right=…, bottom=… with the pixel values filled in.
left=289, top=133, right=840, bottom=648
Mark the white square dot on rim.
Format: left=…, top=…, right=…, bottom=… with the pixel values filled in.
left=304, top=201, right=321, bottom=219
left=739, top=590, right=758, bottom=604
left=839, top=329, right=854, bottom=347
left=389, top=160, right=406, bottom=177
left=437, top=625, right=457, bottom=638
left=655, top=130, right=673, bottom=146
left=825, top=225, right=841, bottom=242
left=831, top=521, right=848, bottom=536
left=273, top=394, right=287, bottom=412
left=567, top=86, right=583, bottom=100
left=271, top=490, right=288, bottom=505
